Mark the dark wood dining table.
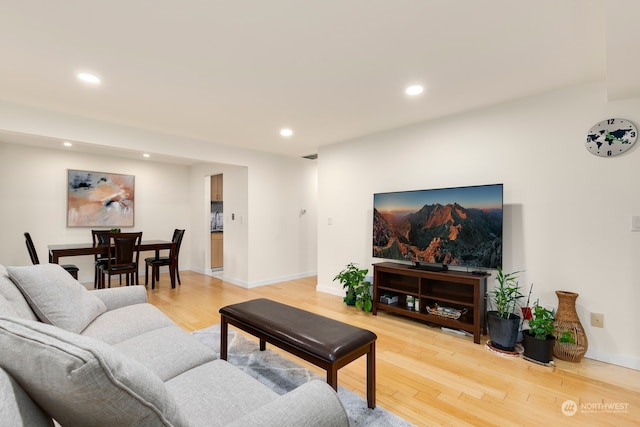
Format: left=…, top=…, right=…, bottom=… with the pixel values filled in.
left=48, top=240, right=178, bottom=288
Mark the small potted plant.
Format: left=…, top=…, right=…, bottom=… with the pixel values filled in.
left=333, top=263, right=373, bottom=312
left=487, top=268, right=526, bottom=351
left=522, top=300, right=555, bottom=363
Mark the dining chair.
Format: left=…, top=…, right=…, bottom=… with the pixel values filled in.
left=24, top=232, right=79, bottom=279
left=145, top=229, right=185, bottom=289
left=91, top=229, right=119, bottom=289
left=97, top=232, right=142, bottom=288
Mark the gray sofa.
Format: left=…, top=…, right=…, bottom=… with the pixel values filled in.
left=0, top=263, right=349, bottom=426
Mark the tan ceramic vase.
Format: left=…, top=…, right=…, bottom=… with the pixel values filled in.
left=553, top=291, right=588, bottom=362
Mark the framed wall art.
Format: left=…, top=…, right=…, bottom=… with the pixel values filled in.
left=67, top=169, right=135, bottom=227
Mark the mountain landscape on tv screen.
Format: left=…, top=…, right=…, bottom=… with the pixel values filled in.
left=373, top=202, right=502, bottom=268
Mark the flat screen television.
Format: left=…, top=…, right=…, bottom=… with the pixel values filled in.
left=373, top=184, right=503, bottom=270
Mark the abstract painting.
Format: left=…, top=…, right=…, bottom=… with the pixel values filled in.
left=67, top=170, right=135, bottom=227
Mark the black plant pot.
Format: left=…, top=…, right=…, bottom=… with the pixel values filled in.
left=522, top=330, right=555, bottom=363
left=344, top=291, right=356, bottom=306
left=487, top=311, right=521, bottom=351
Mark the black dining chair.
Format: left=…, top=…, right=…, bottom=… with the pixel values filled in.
left=97, top=232, right=142, bottom=288
left=91, top=229, right=115, bottom=288
left=145, top=229, right=185, bottom=289
left=24, top=232, right=79, bottom=279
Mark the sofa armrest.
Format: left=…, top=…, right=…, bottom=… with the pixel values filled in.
left=226, top=380, right=349, bottom=427
left=0, top=368, right=53, bottom=427
left=89, top=286, right=147, bottom=311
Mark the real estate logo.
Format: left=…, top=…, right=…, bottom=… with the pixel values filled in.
left=561, top=400, right=578, bottom=416
left=561, top=399, right=629, bottom=416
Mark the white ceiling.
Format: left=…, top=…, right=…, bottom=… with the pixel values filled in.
left=0, top=0, right=638, bottom=158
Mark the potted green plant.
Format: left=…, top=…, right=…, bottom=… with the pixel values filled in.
left=333, top=263, right=373, bottom=312
left=522, top=300, right=555, bottom=363
left=487, top=268, right=526, bottom=351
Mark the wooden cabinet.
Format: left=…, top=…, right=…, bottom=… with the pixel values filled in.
left=211, top=232, right=223, bottom=268
left=373, top=262, right=487, bottom=344
left=210, top=174, right=223, bottom=201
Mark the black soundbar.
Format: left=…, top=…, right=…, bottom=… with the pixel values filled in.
left=408, top=262, right=448, bottom=272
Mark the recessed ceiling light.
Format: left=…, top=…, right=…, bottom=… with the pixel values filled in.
left=77, top=72, right=101, bottom=84
left=280, top=128, right=294, bottom=137
left=63, top=141, right=73, bottom=147
left=143, top=153, right=150, bottom=158
left=405, top=85, right=424, bottom=96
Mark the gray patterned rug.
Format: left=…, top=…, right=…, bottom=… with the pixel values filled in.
left=193, top=324, right=415, bottom=427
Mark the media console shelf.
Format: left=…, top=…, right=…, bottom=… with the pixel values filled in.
left=372, top=262, right=488, bottom=344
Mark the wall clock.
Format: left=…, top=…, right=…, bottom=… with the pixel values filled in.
left=585, top=118, right=637, bottom=157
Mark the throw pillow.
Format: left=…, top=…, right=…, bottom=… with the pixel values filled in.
left=7, top=264, right=106, bottom=333
left=0, top=316, right=186, bottom=427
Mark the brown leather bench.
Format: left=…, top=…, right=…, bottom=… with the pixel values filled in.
left=219, top=298, right=377, bottom=408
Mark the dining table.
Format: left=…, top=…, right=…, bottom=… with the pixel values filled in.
left=48, top=240, right=177, bottom=288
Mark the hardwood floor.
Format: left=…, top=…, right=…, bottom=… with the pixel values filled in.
left=144, top=271, right=640, bottom=427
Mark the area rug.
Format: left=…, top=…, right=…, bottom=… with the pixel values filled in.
left=193, top=324, right=415, bottom=427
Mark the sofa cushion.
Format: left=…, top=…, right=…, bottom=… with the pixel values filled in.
left=165, top=359, right=278, bottom=426
left=82, top=303, right=175, bottom=344
left=227, top=380, right=349, bottom=427
left=0, top=316, right=187, bottom=427
left=7, top=264, right=106, bottom=333
left=113, top=325, right=216, bottom=381
left=0, top=264, right=37, bottom=321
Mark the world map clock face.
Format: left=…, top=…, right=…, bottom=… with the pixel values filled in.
left=586, top=118, right=637, bottom=157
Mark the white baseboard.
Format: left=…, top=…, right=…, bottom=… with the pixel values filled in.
left=188, top=269, right=316, bottom=289
left=316, top=284, right=344, bottom=297
left=239, top=271, right=317, bottom=288
left=584, top=348, right=640, bottom=370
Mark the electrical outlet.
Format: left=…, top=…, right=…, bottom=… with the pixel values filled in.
left=591, top=313, right=604, bottom=328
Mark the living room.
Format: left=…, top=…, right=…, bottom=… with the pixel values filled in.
left=1, top=1, right=640, bottom=425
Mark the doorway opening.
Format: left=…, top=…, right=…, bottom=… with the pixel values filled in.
left=209, top=174, right=223, bottom=275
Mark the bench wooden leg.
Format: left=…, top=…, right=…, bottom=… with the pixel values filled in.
left=220, top=316, right=228, bottom=360
left=327, top=366, right=338, bottom=391
left=367, top=341, right=376, bottom=409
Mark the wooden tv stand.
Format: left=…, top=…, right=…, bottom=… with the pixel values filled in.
left=372, top=262, right=488, bottom=344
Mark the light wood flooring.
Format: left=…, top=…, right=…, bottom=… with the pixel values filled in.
left=143, top=271, right=640, bottom=427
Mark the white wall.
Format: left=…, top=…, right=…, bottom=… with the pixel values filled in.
left=0, top=142, right=190, bottom=282
left=187, top=155, right=318, bottom=287
left=0, top=100, right=319, bottom=287
left=246, top=156, right=318, bottom=286
left=317, top=81, right=640, bottom=369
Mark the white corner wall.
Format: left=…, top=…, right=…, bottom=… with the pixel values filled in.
left=245, top=155, right=318, bottom=286
left=317, top=81, right=640, bottom=370
left=183, top=154, right=318, bottom=287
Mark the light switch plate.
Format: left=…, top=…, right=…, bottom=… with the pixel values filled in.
left=631, top=216, right=640, bottom=232
left=591, top=313, right=604, bottom=328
